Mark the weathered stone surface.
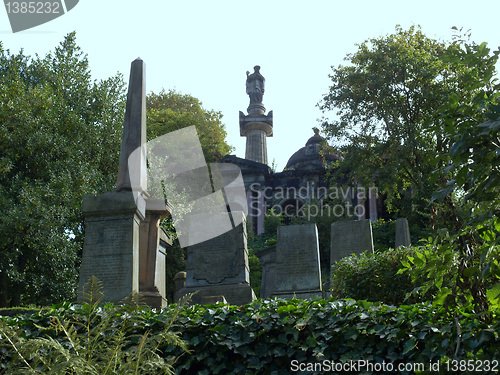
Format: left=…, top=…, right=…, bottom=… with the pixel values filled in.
left=173, top=272, right=186, bottom=303
left=395, top=218, right=411, bottom=248
left=271, top=224, right=322, bottom=299
left=256, top=246, right=276, bottom=299
left=177, top=211, right=256, bottom=305
left=79, top=59, right=171, bottom=308
left=138, top=200, right=169, bottom=309
left=330, top=219, right=374, bottom=276
left=78, top=191, right=145, bottom=303
left=116, top=58, right=147, bottom=193
left=186, top=212, right=249, bottom=286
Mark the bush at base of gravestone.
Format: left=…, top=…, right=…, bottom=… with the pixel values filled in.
left=330, top=247, right=434, bottom=305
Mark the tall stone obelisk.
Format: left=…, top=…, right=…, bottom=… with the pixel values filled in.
left=239, top=66, right=273, bottom=164
left=78, top=59, right=151, bottom=304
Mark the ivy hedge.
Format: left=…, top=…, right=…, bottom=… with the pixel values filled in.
left=1, top=298, right=499, bottom=374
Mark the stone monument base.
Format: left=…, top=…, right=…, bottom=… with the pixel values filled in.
left=140, top=290, right=166, bottom=310
left=177, top=283, right=256, bottom=306
left=271, top=289, right=323, bottom=300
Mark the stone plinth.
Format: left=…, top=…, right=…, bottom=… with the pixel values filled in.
left=138, top=199, right=170, bottom=309
left=330, top=219, right=374, bottom=277
left=271, top=224, right=322, bottom=300
left=395, top=218, right=411, bottom=248
left=176, top=212, right=256, bottom=305
left=78, top=191, right=145, bottom=304
left=255, top=246, right=276, bottom=299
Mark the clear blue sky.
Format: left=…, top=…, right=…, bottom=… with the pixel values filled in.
left=1, top=0, right=499, bottom=170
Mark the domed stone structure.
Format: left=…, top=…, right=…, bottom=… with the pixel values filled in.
left=219, top=68, right=384, bottom=234
left=285, top=128, right=340, bottom=171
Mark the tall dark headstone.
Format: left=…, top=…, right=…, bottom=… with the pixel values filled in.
left=330, top=220, right=374, bottom=277
left=177, top=211, right=256, bottom=305
left=395, top=218, right=411, bottom=248
left=271, top=224, right=322, bottom=299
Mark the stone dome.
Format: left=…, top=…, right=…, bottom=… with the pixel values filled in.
left=284, top=128, right=340, bottom=171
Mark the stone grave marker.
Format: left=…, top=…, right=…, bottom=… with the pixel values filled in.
left=78, top=59, right=170, bottom=305
left=395, top=218, right=411, bottom=248
left=256, top=246, right=276, bottom=299
left=176, top=211, right=256, bottom=305
left=330, top=219, right=374, bottom=277
left=271, top=224, right=322, bottom=299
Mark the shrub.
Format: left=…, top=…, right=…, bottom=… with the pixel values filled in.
left=0, top=277, right=188, bottom=374
left=330, top=246, right=431, bottom=305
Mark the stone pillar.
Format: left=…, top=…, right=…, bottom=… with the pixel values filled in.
left=240, top=66, right=273, bottom=165
left=240, top=115, right=273, bottom=164
left=138, top=199, right=170, bottom=309
left=369, top=187, right=378, bottom=222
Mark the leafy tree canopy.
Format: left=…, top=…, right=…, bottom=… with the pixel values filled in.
left=0, top=33, right=127, bottom=307
left=146, top=89, right=233, bottom=163
left=318, top=25, right=475, bottom=235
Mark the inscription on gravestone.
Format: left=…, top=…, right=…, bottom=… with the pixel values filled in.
left=192, top=231, right=240, bottom=283
left=272, top=224, right=322, bottom=299
left=330, top=219, right=374, bottom=275
left=78, top=212, right=141, bottom=302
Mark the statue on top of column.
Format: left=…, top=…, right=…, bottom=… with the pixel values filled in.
left=246, top=66, right=265, bottom=105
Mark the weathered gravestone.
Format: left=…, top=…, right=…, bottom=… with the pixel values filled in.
left=255, top=246, right=276, bottom=299
left=395, top=217, right=411, bottom=249
left=271, top=224, right=322, bottom=299
left=78, top=59, right=170, bottom=306
left=330, top=219, right=374, bottom=277
left=176, top=211, right=256, bottom=305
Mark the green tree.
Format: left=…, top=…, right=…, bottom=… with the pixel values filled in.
left=0, top=33, right=126, bottom=307
left=419, top=31, right=500, bottom=315
left=147, top=89, right=233, bottom=163
left=318, top=26, right=470, bottom=236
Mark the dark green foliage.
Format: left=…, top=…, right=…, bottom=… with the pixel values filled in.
left=371, top=219, right=396, bottom=252
left=247, top=210, right=285, bottom=298
left=146, top=89, right=233, bottom=163
left=0, top=34, right=126, bottom=307
left=330, top=247, right=432, bottom=305
left=0, top=277, right=188, bottom=374
left=421, top=31, right=500, bottom=315
left=2, top=299, right=500, bottom=374
left=162, top=299, right=500, bottom=374
left=2, top=298, right=500, bottom=374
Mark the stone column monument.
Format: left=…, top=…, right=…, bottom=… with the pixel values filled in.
left=239, top=66, right=273, bottom=165
left=78, top=59, right=170, bottom=306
